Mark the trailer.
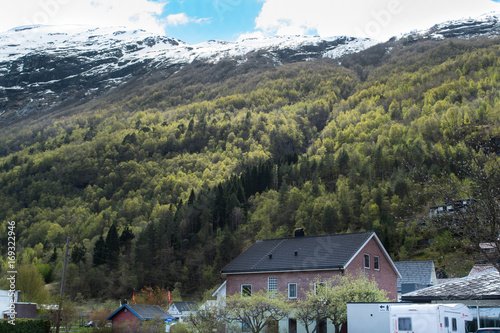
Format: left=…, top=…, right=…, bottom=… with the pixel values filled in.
left=347, top=303, right=473, bottom=333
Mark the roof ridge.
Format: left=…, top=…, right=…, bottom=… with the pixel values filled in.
left=250, top=238, right=287, bottom=270
left=256, top=231, right=374, bottom=242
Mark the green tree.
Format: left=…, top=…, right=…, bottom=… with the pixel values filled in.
left=426, top=149, right=500, bottom=272
left=16, top=265, right=50, bottom=304
left=93, top=236, right=107, bottom=267
left=106, top=223, right=120, bottom=269
left=224, top=290, right=290, bottom=333
left=295, top=289, right=331, bottom=333
left=327, top=274, right=388, bottom=333
left=188, top=301, right=225, bottom=333
left=70, top=244, right=86, bottom=265
left=295, top=275, right=388, bottom=333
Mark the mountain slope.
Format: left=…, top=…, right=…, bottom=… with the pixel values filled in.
left=0, top=25, right=373, bottom=122
left=0, top=14, right=500, bottom=299
left=3, top=11, right=500, bottom=124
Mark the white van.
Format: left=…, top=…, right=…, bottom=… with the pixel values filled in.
left=347, top=303, right=473, bottom=333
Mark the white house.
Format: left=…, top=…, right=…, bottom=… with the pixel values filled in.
left=212, top=281, right=226, bottom=303
left=167, top=302, right=198, bottom=322
left=0, top=290, right=20, bottom=319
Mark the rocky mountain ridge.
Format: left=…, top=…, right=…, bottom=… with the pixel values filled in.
left=1, top=12, right=500, bottom=123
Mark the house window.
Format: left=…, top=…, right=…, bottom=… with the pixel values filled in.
left=268, top=277, right=277, bottom=296
left=374, top=256, right=380, bottom=270
left=398, top=317, right=412, bottom=331
left=241, top=284, right=252, bottom=297
left=364, top=254, right=370, bottom=269
left=288, top=318, right=297, bottom=333
left=318, top=319, right=327, bottom=333
left=288, top=283, right=297, bottom=299
left=314, top=282, right=326, bottom=295
left=452, top=318, right=457, bottom=331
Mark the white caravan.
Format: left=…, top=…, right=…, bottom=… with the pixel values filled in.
left=347, top=303, right=473, bottom=333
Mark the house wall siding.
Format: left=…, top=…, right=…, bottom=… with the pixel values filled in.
left=111, top=309, right=140, bottom=332
left=226, top=237, right=398, bottom=301
left=227, top=269, right=344, bottom=299
left=345, top=237, right=398, bottom=300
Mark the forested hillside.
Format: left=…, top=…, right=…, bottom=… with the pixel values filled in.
left=1, top=37, right=500, bottom=301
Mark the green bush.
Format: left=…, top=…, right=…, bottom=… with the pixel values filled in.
left=170, top=323, right=189, bottom=333
left=0, top=319, right=51, bottom=333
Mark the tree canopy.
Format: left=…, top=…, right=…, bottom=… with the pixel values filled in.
left=0, top=37, right=499, bottom=299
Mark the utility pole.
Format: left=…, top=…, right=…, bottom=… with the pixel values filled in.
left=56, top=237, right=71, bottom=333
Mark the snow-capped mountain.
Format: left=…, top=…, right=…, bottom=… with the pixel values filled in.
left=0, top=25, right=373, bottom=121
left=1, top=11, right=500, bottom=123
left=404, top=12, right=500, bottom=40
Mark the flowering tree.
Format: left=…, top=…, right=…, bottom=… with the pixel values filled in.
left=188, top=301, right=225, bottom=333
left=295, top=274, right=388, bottom=333
left=224, top=290, right=290, bottom=333
left=136, top=286, right=170, bottom=307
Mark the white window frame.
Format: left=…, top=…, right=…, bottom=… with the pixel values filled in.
left=268, top=277, right=278, bottom=297
left=374, top=255, right=380, bottom=270
left=268, top=277, right=277, bottom=292
left=364, top=253, right=370, bottom=269
left=241, top=284, right=252, bottom=297
left=288, top=283, right=297, bottom=299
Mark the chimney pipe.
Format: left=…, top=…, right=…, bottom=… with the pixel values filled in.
left=294, top=228, right=305, bottom=237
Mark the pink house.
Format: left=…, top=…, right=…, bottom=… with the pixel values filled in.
left=221, top=230, right=400, bottom=301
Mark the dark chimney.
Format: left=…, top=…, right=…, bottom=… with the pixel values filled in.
left=294, top=228, right=305, bottom=237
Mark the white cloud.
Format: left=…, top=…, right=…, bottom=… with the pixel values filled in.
left=0, top=0, right=167, bottom=34
left=166, top=13, right=210, bottom=26
left=254, top=0, right=500, bottom=41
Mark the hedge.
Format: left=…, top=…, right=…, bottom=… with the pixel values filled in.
left=0, top=319, right=51, bottom=333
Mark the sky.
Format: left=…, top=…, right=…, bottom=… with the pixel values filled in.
left=1, top=0, right=500, bottom=44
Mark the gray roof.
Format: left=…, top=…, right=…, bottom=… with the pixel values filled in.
left=221, top=231, right=381, bottom=274
left=394, top=260, right=435, bottom=290
left=171, top=302, right=198, bottom=312
left=107, top=304, right=169, bottom=320
left=401, top=269, right=500, bottom=302
left=469, top=264, right=497, bottom=276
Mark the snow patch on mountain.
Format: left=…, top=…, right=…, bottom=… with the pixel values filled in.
left=400, top=11, right=500, bottom=40
left=0, top=25, right=372, bottom=66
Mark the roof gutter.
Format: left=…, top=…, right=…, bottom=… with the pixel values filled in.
left=401, top=295, right=500, bottom=302
left=221, top=265, right=345, bottom=275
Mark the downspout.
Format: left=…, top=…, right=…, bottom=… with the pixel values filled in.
left=476, top=306, right=480, bottom=329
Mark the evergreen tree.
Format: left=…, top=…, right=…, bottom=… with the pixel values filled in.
left=106, top=223, right=120, bottom=269
left=119, top=226, right=135, bottom=251
left=93, top=236, right=107, bottom=267
left=70, top=244, right=86, bottom=264
left=49, top=247, right=58, bottom=263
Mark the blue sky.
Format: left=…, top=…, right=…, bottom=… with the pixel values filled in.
left=161, top=0, right=263, bottom=43
left=2, top=0, right=500, bottom=44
